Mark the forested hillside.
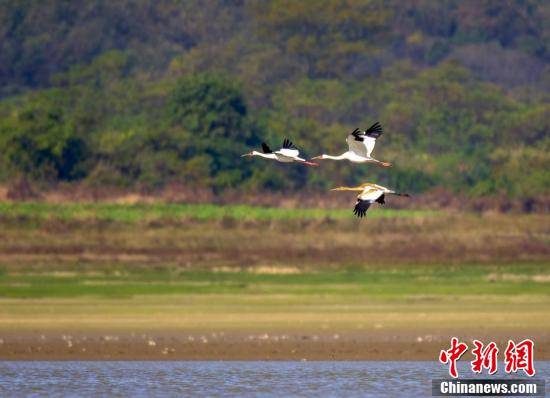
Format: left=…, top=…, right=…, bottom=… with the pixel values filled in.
left=0, top=0, right=548, bottom=197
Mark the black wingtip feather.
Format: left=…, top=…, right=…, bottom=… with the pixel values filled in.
left=261, top=142, right=273, bottom=153
left=282, top=138, right=297, bottom=149
left=353, top=199, right=372, bottom=218
left=365, top=121, right=383, bottom=138
left=351, top=127, right=364, bottom=141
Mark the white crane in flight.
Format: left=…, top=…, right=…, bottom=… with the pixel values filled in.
left=312, top=122, right=391, bottom=167
left=331, top=183, right=409, bottom=218
left=242, top=138, right=318, bottom=166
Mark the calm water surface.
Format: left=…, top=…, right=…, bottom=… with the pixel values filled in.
left=0, top=361, right=548, bottom=397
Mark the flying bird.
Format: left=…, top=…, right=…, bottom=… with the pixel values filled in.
left=311, top=122, right=392, bottom=167
left=242, top=139, right=318, bottom=166
left=331, top=183, right=409, bottom=218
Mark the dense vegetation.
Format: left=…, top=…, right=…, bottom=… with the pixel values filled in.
left=0, top=0, right=548, bottom=197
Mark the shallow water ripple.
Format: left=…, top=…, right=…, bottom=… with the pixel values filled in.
left=0, top=361, right=548, bottom=397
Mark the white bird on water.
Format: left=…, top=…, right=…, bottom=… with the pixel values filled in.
left=331, top=183, right=410, bottom=218
left=311, top=122, right=392, bottom=167
left=242, top=138, right=318, bottom=166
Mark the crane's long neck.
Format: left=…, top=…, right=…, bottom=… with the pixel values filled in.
left=253, top=151, right=277, bottom=159
left=331, top=186, right=364, bottom=192
left=322, top=152, right=349, bottom=160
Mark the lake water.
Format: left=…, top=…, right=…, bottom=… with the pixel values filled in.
left=0, top=361, right=548, bottom=397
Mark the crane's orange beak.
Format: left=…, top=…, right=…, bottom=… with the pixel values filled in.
left=241, top=152, right=253, bottom=157
left=311, top=155, right=323, bottom=160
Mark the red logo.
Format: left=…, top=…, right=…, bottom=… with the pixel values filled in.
left=439, top=337, right=468, bottom=378
left=439, top=338, right=536, bottom=378
left=504, top=339, right=536, bottom=377
left=471, top=340, right=499, bottom=375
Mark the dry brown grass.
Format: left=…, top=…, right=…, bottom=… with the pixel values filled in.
left=0, top=210, right=548, bottom=272
left=1, top=182, right=549, bottom=212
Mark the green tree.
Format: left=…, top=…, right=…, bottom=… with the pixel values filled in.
left=167, top=73, right=258, bottom=189
left=0, top=90, right=90, bottom=181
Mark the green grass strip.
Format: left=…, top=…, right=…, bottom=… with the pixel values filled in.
left=0, top=202, right=439, bottom=222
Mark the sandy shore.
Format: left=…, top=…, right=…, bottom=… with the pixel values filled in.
left=2, top=330, right=549, bottom=361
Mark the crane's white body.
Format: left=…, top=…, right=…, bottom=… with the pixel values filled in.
left=243, top=140, right=318, bottom=166
left=250, top=150, right=308, bottom=163
left=317, top=151, right=379, bottom=164
left=275, top=148, right=306, bottom=163
left=346, top=134, right=377, bottom=159
left=333, top=183, right=395, bottom=199
left=357, top=183, right=395, bottom=200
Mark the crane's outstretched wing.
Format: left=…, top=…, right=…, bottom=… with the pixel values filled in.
left=261, top=143, right=273, bottom=153
left=364, top=122, right=383, bottom=139
left=282, top=138, right=297, bottom=149
left=361, top=122, right=383, bottom=157
left=276, top=138, right=300, bottom=157
left=346, top=128, right=368, bottom=157
left=353, top=199, right=372, bottom=218
left=346, top=122, right=383, bottom=158
left=359, top=187, right=384, bottom=201
left=353, top=187, right=385, bottom=218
